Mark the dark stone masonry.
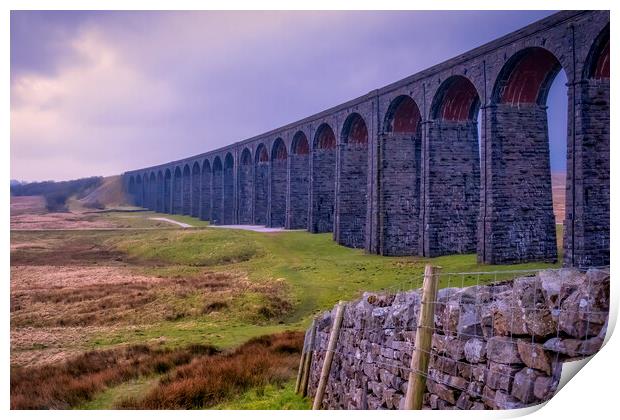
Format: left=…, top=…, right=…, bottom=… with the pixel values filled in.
left=124, top=11, right=609, bottom=267
left=238, top=149, right=253, bottom=224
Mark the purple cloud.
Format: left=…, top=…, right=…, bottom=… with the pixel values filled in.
left=11, top=10, right=561, bottom=182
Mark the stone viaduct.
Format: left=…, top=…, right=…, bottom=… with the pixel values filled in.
left=123, top=11, right=609, bottom=267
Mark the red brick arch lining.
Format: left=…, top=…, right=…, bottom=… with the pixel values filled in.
left=224, top=153, right=234, bottom=169
left=315, top=124, right=336, bottom=149
left=433, top=76, right=480, bottom=121
left=593, top=38, right=609, bottom=79
left=256, top=144, right=269, bottom=163
left=292, top=131, right=310, bottom=155
left=271, top=138, right=288, bottom=160
left=240, top=148, right=252, bottom=165
left=386, top=95, right=421, bottom=133
left=343, top=113, right=368, bottom=144
left=497, top=48, right=561, bottom=105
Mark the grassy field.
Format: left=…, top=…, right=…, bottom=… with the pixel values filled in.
left=10, top=208, right=563, bottom=409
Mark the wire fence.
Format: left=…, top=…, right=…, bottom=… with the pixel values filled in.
left=300, top=266, right=610, bottom=410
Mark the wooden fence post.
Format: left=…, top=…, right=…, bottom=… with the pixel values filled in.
left=312, top=301, right=346, bottom=410
left=295, top=328, right=309, bottom=394
left=404, top=264, right=441, bottom=410
left=299, top=317, right=317, bottom=396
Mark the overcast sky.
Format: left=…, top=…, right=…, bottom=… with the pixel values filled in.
left=10, top=10, right=567, bottom=182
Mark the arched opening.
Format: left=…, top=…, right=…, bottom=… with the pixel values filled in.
left=547, top=70, right=568, bottom=256
left=135, top=175, right=143, bottom=207
left=191, top=162, right=201, bottom=217
left=143, top=174, right=151, bottom=210
left=149, top=172, right=157, bottom=211
left=426, top=75, right=480, bottom=257
left=587, top=26, right=610, bottom=80
left=562, top=26, right=609, bottom=267
left=269, top=138, right=288, bottom=228
left=128, top=176, right=136, bottom=205
left=238, top=148, right=253, bottom=224
left=211, top=157, right=223, bottom=224
left=182, top=164, right=191, bottom=215
left=172, top=166, right=183, bottom=214
left=156, top=171, right=164, bottom=212
left=485, top=47, right=563, bottom=263
left=289, top=131, right=310, bottom=229
left=380, top=95, right=422, bottom=256
left=200, top=159, right=211, bottom=221
left=223, top=153, right=235, bottom=224
left=163, top=169, right=172, bottom=213
left=311, top=123, right=336, bottom=233
left=337, top=113, right=368, bottom=249
left=254, top=144, right=269, bottom=225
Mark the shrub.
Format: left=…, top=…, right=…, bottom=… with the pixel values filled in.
left=116, top=331, right=303, bottom=409
left=10, top=343, right=217, bottom=409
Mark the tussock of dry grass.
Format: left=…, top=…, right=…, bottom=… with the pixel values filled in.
left=10, top=343, right=218, bottom=409
left=11, top=266, right=290, bottom=329
left=116, top=331, right=303, bottom=409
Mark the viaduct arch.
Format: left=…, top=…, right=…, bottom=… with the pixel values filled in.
left=200, top=159, right=211, bottom=221
left=124, top=11, right=609, bottom=268
left=311, top=123, right=336, bottom=233
left=238, top=148, right=253, bottom=224
left=288, top=131, right=310, bottom=230
left=254, top=143, right=269, bottom=225
left=269, top=138, right=288, bottom=228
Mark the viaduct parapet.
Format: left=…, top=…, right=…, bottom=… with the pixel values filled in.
left=123, top=11, right=609, bottom=267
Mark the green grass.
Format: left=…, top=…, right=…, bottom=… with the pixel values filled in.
left=76, top=376, right=160, bottom=409
left=88, top=222, right=561, bottom=355
left=88, top=321, right=293, bottom=351
left=113, top=228, right=258, bottom=267
left=111, top=225, right=561, bottom=325
left=213, top=381, right=311, bottom=410
left=13, top=213, right=564, bottom=409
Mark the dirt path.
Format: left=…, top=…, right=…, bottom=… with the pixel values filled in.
left=148, top=217, right=193, bottom=228
left=208, top=224, right=290, bottom=233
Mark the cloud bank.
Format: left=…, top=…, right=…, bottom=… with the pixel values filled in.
left=11, top=10, right=558, bottom=181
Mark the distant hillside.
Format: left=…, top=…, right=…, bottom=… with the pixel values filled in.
left=11, top=176, right=103, bottom=212
left=78, top=175, right=129, bottom=209
left=552, top=172, right=566, bottom=224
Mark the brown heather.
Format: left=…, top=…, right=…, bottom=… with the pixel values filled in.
left=11, top=343, right=218, bottom=409
left=116, top=331, right=303, bottom=409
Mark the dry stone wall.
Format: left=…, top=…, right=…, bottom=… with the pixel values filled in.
left=304, top=268, right=609, bottom=410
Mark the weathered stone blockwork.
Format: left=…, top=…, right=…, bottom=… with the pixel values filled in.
left=379, top=134, right=421, bottom=255
left=211, top=160, right=223, bottom=224
left=310, top=147, right=336, bottom=233
left=564, top=80, right=610, bottom=267
left=223, top=156, right=235, bottom=224
left=481, top=104, right=557, bottom=263
left=270, top=158, right=287, bottom=228
left=303, top=268, right=609, bottom=410
left=182, top=166, right=191, bottom=215
left=200, top=162, right=211, bottom=221
left=172, top=169, right=183, bottom=215
left=238, top=158, right=253, bottom=224
left=337, top=142, right=368, bottom=249
left=424, top=120, right=480, bottom=257
left=254, top=161, right=269, bottom=225
left=191, top=164, right=200, bottom=217
left=288, top=152, right=310, bottom=229
left=124, top=11, right=608, bottom=267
